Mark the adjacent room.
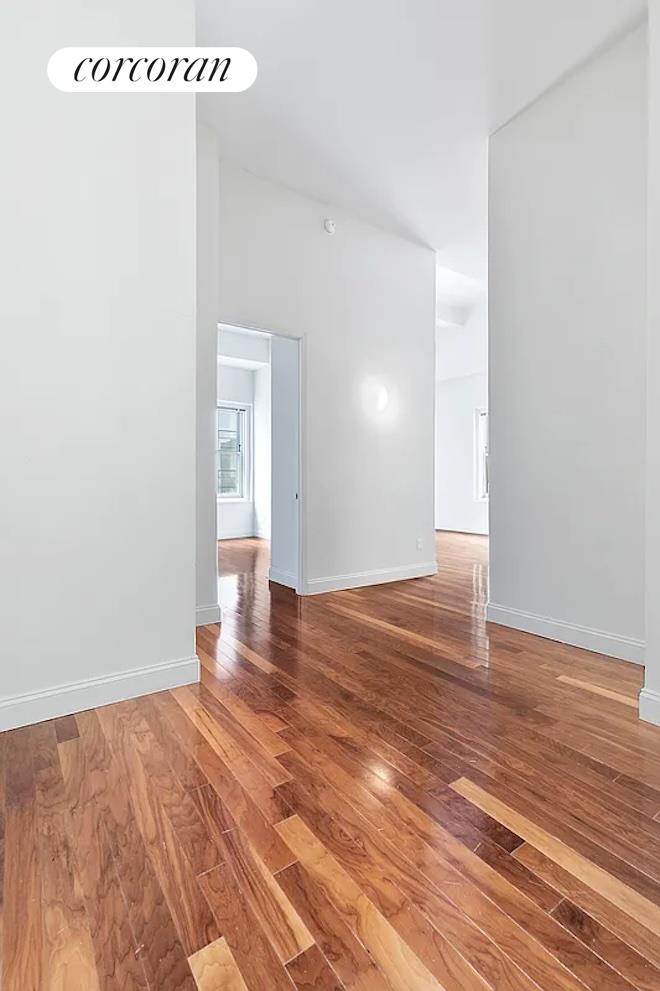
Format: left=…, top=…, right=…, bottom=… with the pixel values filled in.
left=216, top=323, right=303, bottom=602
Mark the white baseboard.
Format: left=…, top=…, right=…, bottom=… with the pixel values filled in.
left=639, top=687, right=660, bottom=726
left=302, top=561, right=438, bottom=596
left=218, top=530, right=256, bottom=541
left=486, top=603, right=645, bottom=665
left=435, top=527, right=488, bottom=536
left=196, top=603, right=222, bottom=626
left=269, top=567, right=297, bottom=590
left=0, top=655, right=200, bottom=733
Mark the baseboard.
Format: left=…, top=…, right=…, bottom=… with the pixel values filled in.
left=269, top=567, right=297, bottom=590
left=196, top=603, right=222, bottom=626
left=639, top=687, right=660, bottom=726
left=218, top=530, right=256, bottom=541
left=486, top=603, right=645, bottom=665
left=435, top=527, right=488, bottom=537
left=0, top=655, right=200, bottom=733
left=302, top=561, right=438, bottom=596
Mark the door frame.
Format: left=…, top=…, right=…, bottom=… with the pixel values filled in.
left=217, top=321, right=305, bottom=594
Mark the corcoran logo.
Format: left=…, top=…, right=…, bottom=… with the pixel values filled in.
left=47, top=47, right=257, bottom=93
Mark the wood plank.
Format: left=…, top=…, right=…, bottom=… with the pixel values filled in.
left=199, top=653, right=293, bottom=756
left=196, top=681, right=294, bottom=782
left=323, top=602, right=481, bottom=668
left=53, top=715, right=80, bottom=744
left=0, top=733, right=5, bottom=984
left=275, top=814, right=464, bottom=991
left=552, top=899, right=660, bottom=991
left=189, top=782, right=236, bottom=842
left=188, top=937, right=249, bottom=991
left=474, top=839, right=562, bottom=912
left=276, top=748, right=613, bottom=991
left=33, top=722, right=101, bottom=991
left=74, top=709, right=195, bottom=990
left=96, top=704, right=219, bottom=957
left=172, top=686, right=291, bottom=810
left=120, top=702, right=223, bottom=876
left=555, top=676, right=638, bottom=708
left=2, top=727, right=42, bottom=991
left=199, top=864, right=296, bottom=991
left=155, top=692, right=295, bottom=872
left=217, top=825, right=314, bottom=963
left=286, top=944, right=345, bottom=990
left=452, top=776, right=660, bottom=937
left=435, top=741, right=660, bottom=885
left=141, top=694, right=209, bottom=791
left=260, top=711, right=291, bottom=734
left=275, top=861, right=390, bottom=991
left=58, top=736, right=149, bottom=990
left=514, top=844, right=660, bottom=970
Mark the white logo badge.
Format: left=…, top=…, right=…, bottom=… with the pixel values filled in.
left=48, top=47, right=257, bottom=93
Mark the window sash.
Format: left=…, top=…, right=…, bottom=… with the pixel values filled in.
left=216, top=404, right=248, bottom=499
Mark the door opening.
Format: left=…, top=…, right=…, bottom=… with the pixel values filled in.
left=216, top=323, right=303, bottom=603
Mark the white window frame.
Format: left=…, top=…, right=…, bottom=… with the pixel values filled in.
left=474, top=408, right=489, bottom=503
left=216, top=401, right=253, bottom=503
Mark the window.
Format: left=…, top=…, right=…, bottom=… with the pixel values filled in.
left=217, top=404, right=250, bottom=499
left=475, top=409, right=489, bottom=502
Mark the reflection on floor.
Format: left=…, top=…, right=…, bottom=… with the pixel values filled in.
left=2, top=532, right=657, bottom=991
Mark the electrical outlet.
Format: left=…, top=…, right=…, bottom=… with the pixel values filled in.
left=416, top=537, right=423, bottom=551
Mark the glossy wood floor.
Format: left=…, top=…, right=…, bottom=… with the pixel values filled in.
left=3, top=533, right=660, bottom=990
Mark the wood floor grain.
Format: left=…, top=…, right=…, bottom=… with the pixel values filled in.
left=2, top=532, right=659, bottom=991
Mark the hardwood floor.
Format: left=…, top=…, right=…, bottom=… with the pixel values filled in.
left=2, top=532, right=659, bottom=990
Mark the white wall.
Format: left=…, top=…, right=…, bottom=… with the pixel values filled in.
left=217, top=365, right=255, bottom=539
left=197, top=124, right=222, bottom=625
left=435, top=374, right=488, bottom=535
left=436, top=291, right=489, bottom=535
left=0, top=0, right=198, bottom=730
left=216, top=164, right=436, bottom=593
left=218, top=327, right=270, bottom=365
left=489, top=25, right=647, bottom=663
left=643, top=2, right=660, bottom=724
left=489, top=0, right=646, bottom=131
left=218, top=365, right=255, bottom=404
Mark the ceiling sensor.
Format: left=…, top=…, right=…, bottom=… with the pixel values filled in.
left=323, top=218, right=336, bottom=235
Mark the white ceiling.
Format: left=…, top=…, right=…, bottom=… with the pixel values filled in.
left=198, top=0, right=646, bottom=278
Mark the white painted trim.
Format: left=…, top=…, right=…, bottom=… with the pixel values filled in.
left=639, top=687, right=660, bottom=726
left=0, top=655, right=200, bottom=733
left=302, top=562, right=438, bottom=596
left=435, top=527, right=489, bottom=537
left=269, top=567, right=297, bottom=589
left=218, top=530, right=256, bottom=540
left=296, top=334, right=305, bottom=595
left=487, top=603, right=645, bottom=665
left=217, top=399, right=253, bottom=502
left=196, top=603, right=222, bottom=626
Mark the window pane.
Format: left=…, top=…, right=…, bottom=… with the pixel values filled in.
left=218, top=408, right=239, bottom=432
left=216, top=407, right=244, bottom=497
left=217, top=407, right=240, bottom=452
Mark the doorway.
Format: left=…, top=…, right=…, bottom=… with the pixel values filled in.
left=216, top=324, right=303, bottom=604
